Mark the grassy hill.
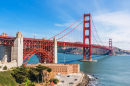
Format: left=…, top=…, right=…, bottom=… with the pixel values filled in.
left=0, top=70, right=17, bottom=86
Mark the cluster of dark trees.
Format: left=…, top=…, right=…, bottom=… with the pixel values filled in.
left=11, top=64, right=53, bottom=85
left=49, top=78, right=59, bottom=84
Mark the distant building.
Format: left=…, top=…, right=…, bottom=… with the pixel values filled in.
left=27, top=63, right=80, bottom=75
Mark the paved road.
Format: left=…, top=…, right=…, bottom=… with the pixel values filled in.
left=55, top=73, right=82, bottom=86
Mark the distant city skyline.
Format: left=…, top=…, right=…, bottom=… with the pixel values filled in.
left=0, top=0, right=130, bottom=50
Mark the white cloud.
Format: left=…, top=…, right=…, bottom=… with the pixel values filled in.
left=54, top=24, right=63, bottom=27
left=93, top=11, right=130, bottom=27
left=93, top=11, right=130, bottom=50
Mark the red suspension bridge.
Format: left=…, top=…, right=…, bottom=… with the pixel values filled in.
left=0, top=13, right=112, bottom=65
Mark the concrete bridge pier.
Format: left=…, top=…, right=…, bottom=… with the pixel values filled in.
left=53, top=37, right=57, bottom=63
left=0, top=45, right=11, bottom=62
left=11, top=32, right=23, bottom=66
left=0, top=32, right=23, bottom=70
left=0, top=33, right=11, bottom=62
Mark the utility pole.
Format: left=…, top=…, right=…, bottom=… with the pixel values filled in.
left=33, top=35, right=35, bottom=39
left=64, top=56, right=65, bottom=63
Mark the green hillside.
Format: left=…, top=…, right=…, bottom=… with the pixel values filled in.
left=0, top=70, right=17, bottom=86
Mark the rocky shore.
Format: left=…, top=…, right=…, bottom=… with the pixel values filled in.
left=77, top=74, right=90, bottom=86
left=77, top=73, right=98, bottom=86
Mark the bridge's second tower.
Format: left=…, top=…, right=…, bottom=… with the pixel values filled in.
left=83, top=13, right=92, bottom=61
left=109, top=39, right=113, bottom=55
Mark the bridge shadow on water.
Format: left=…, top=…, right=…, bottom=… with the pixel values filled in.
left=92, top=55, right=107, bottom=58
left=59, top=55, right=110, bottom=63
left=59, top=59, right=82, bottom=63
left=97, top=55, right=112, bottom=61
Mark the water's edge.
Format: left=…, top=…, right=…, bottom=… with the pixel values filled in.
left=77, top=72, right=98, bottom=86
left=28, top=54, right=130, bottom=86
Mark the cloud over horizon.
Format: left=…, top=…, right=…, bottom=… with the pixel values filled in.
left=93, top=11, right=130, bottom=50
left=0, top=0, right=130, bottom=50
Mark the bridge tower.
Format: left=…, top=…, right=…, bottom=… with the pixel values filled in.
left=83, top=13, right=92, bottom=61
left=109, top=39, right=112, bottom=55
left=11, top=32, right=23, bottom=66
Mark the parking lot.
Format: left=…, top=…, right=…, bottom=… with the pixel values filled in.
left=55, top=73, right=82, bottom=86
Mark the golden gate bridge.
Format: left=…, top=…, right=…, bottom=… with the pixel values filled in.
left=0, top=13, right=112, bottom=65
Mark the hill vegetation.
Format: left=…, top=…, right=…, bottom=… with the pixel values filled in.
left=0, top=70, right=17, bottom=86
left=58, top=47, right=109, bottom=55
left=0, top=65, right=58, bottom=86
left=58, top=46, right=130, bottom=55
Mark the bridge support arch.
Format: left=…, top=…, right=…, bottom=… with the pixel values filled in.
left=0, top=32, right=58, bottom=66
left=23, top=49, right=54, bottom=65
left=23, top=37, right=57, bottom=65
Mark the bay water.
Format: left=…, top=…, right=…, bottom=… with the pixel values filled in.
left=28, top=54, right=130, bottom=86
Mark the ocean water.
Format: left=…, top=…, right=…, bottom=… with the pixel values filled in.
left=27, top=54, right=130, bottom=86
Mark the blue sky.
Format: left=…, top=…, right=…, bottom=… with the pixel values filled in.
left=0, top=0, right=130, bottom=50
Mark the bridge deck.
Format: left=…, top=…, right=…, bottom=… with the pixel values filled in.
left=0, top=36, right=109, bottom=50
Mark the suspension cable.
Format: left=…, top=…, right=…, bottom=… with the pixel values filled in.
left=48, top=15, right=83, bottom=40
left=91, top=17, right=104, bottom=46
left=91, top=31, right=99, bottom=45
left=57, top=19, right=84, bottom=40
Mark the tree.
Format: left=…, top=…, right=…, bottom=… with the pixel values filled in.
left=24, top=78, right=30, bottom=86
left=24, top=78, right=36, bottom=86
left=49, top=78, right=59, bottom=84
left=28, top=67, right=39, bottom=83
left=53, top=78, right=59, bottom=84
left=11, top=64, right=52, bottom=84
left=28, top=83, right=35, bottom=86
left=49, top=78, right=54, bottom=82
left=12, top=64, right=28, bottom=83
left=36, top=64, right=47, bottom=84
left=47, top=68, right=52, bottom=72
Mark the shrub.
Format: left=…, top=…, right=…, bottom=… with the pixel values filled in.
left=3, top=66, right=7, bottom=70
left=53, top=78, right=59, bottom=84
left=49, top=78, right=54, bottom=82
left=47, top=68, right=52, bottom=72
left=28, top=82, right=35, bottom=86
left=49, top=78, right=59, bottom=84
left=12, top=65, right=28, bottom=83
left=10, top=67, right=14, bottom=69
left=24, top=78, right=30, bottom=86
